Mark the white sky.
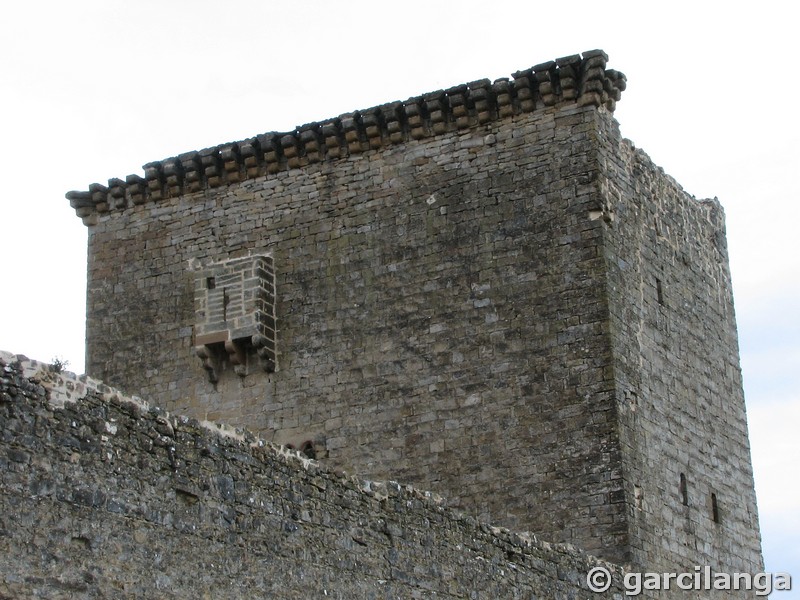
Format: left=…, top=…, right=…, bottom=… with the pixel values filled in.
left=1, top=0, right=797, bottom=589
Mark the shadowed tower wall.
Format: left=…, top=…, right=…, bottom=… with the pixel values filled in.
left=69, top=50, right=761, bottom=572
left=595, top=113, right=763, bottom=573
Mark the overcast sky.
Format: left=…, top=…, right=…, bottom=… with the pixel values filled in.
left=1, top=0, right=797, bottom=590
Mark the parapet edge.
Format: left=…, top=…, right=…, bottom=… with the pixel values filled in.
left=67, top=50, right=626, bottom=225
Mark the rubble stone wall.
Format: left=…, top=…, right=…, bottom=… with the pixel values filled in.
left=0, top=353, right=626, bottom=599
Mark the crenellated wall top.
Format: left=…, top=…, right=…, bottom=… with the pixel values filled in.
left=66, top=50, right=625, bottom=224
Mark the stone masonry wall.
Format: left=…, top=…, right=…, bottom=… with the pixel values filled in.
left=595, top=113, right=764, bottom=578
left=0, top=352, right=627, bottom=599
left=76, top=84, right=628, bottom=561
left=65, top=49, right=763, bottom=575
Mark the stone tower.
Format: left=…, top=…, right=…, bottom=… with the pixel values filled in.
left=68, top=50, right=762, bottom=572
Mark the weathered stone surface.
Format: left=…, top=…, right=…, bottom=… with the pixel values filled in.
left=61, top=47, right=762, bottom=586
left=0, top=354, right=626, bottom=599
left=78, top=100, right=629, bottom=564
left=597, top=126, right=764, bottom=574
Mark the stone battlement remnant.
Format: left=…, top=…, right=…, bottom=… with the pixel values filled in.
left=61, top=48, right=762, bottom=586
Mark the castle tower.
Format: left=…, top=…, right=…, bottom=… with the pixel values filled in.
left=68, top=50, right=762, bottom=572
